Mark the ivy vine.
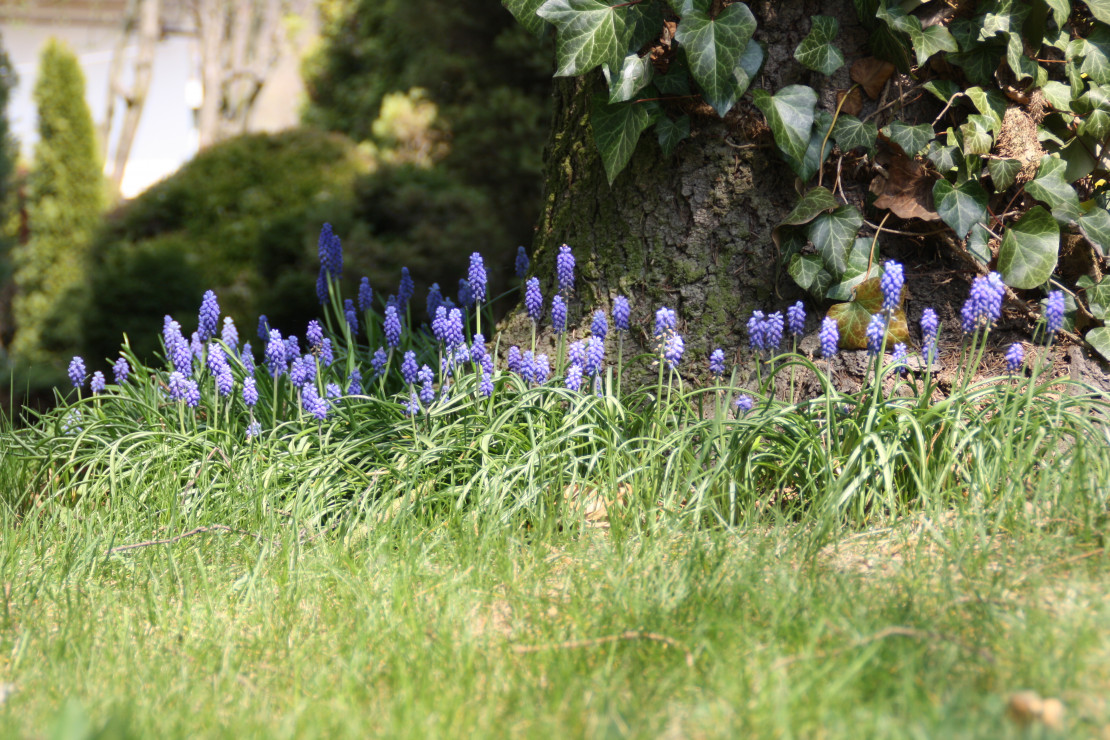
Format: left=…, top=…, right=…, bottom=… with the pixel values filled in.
left=502, top=0, right=1110, bottom=359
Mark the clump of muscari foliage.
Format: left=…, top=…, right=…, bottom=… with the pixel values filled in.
left=7, top=226, right=1109, bottom=531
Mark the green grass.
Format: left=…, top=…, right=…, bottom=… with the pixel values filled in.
left=0, top=489, right=1108, bottom=739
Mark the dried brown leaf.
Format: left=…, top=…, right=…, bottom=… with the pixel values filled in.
left=870, top=150, right=940, bottom=221
left=851, top=57, right=895, bottom=99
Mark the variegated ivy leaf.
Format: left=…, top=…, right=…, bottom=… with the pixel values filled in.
left=1080, top=274, right=1110, bottom=319
left=788, top=254, right=833, bottom=297
left=603, top=53, right=654, bottom=103
left=538, top=0, right=627, bottom=77
left=733, top=38, right=764, bottom=97
left=1039, top=80, right=1072, bottom=111
left=959, top=116, right=993, bottom=156
left=880, top=121, right=933, bottom=156
left=752, top=85, right=817, bottom=163
left=783, top=111, right=835, bottom=181
left=987, top=157, right=1021, bottom=191
left=1085, top=0, right=1110, bottom=26
left=502, top=0, right=547, bottom=36
left=1086, top=326, right=1110, bottom=362
left=590, top=94, right=659, bottom=185
left=656, top=115, right=690, bottom=157
left=875, top=1, right=956, bottom=66
left=833, top=115, right=878, bottom=154
left=933, top=179, right=988, bottom=239
left=780, top=186, right=838, bottom=226
left=1025, top=156, right=1082, bottom=224
left=807, top=205, right=863, bottom=277
left=1079, top=26, right=1110, bottom=85
left=1079, top=205, right=1110, bottom=258
left=794, top=15, right=844, bottom=75
left=998, top=206, right=1060, bottom=289
left=963, top=86, right=1006, bottom=133
left=675, top=1, right=757, bottom=117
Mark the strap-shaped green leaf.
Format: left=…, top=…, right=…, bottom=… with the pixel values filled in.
left=656, top=114, right=690, bottom=157
left=807, top=205, right=863, bottom=277
left=833, top=115, right=877, bottom=154
left=794, top=15, right=844, bottom=75
left=998, top=206, right=1060, bottom=289
left=933, top=179, right=988, bottom=239
left=538, top=0, right=627, bottom=77
left=674, top=2, right=757, bottom=116
left=880, top=121, right=933, bottom=156
left=752, top=85, right=817, bottom=163
left=591, top=94, right=658, bottom=185
left=603, top=53, right=654, bottom=103
left=502, top=0, right=548, bottom=36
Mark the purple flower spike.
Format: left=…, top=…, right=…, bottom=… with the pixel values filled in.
left=90, top=371, right=106, bottom=394
left=480, top=372, right=494, bottom=397
left=591, top=310, right=608, bottom=341
left=198, top=290, right=220, bottom=342
left=866, top=313, right=886, bottom=356
left=432, top=306, right=448, bottom=344
left=257, top=315, right=269, bottom=342
left=764, top=312, right=784, bottom=351
left=892, top=343, right=907, bottom=368
left=265, top=329, right=286, bottom=378
left=507, top=346, right=522, bottom=373
left=663, top=334, right=685, bottom=370
left=306, top=320, right=323, bottom=350
left=384, top=305, right=402, bottom=348
left=446, top=308, right=464, bottom=349
left=556, top=244, right=575, bottom=294
left=184, top=379, right=200, bottom=408
left=468, top=252, right=487, bottom=304
left=709, top=348, right=725, bottom=376
left=371, top=347, right=388, bottom=377
left=820, top=317, right=839, bottom=358
left=920, top=308, right=939, bottom=360
left=221, top=317, right=239, bottom=351
left=565, top=364, right=583, bottom=391
left=302, top=383, right=329, bottom=421
left=317, top=223, right=343, bottom=304
left=243, top=377, right=258, bottom=406
left=525, top=278, right=543, bottom=324
left=654, top=307, right=677, bottom=338
left=427, top=283, right=443, bottom=318
left=398, top=267, right=414, bottom=308
left=534, top=354, right=550, bottom=384
left=359, top=277, right=373, bottom=312
left=1045, top=290, right=1065, bottom=337
left=113, top=356, right=131, bottom=385
left=246, top=421, right=262, bottom=440
left=345, top=299, right=359, bottom=333
left=401, top=351, right=418, bottom=385
left=515, top=246, right=530, bottom=279
left=347, top=369, right=362, bottom=396
left=880, top=261, right=904, bottom=313
left=68, top=356, right=87, bottom=388
left=613, top=296, right=630, bottom=332
left=734, top=394, right=754, bottom=414
left=787, top=301, right=806, bottom=337
left=584, top=337, right=605, bottom=376
left=1006, top=342, right=1024, bottom=373
left=552, top=295, right=567, bottom=334
left=457, top=278, right=473, bottom=308
left=747, top=311, right=766, bottom=352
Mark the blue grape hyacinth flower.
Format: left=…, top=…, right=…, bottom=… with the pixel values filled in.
left=68, top=356, right=87, bottom=388
left=198, top=290, right=220, bottom=342
left=556, top=244, right=575, bottom=294
left=398, top=267, right=415, bottom=308
left=347, top=368, right=362, bottom=396
left=654, top=307, right=677, bottom=338
left=90, top=371, right=106, bottom=394
left=221, top=317, right=239, bottom=351
left=457, top=278, right=473, bottom=308
left=345, top=299, right=359, bottom=333
left=764, top=312, right=784, bottom=351
left=427, top=283, right=443, bottom=318
left=663, top=334, right=685, bottom=370
left=468, top=252, right=487, bottom=304
left=243, top=377, right=258, bottom=406
left=880, top=261, right=904, bottom=313
left=384, top=305, right=402, bottom=348
left=591, top=309, right=608, bottom=341
left=113, top=356, right=130, bottom=385
left=819, top=317, right=839, bottom=358
left=515, top=246, right=530, bottom=279
left=747, top=311, right=766, bottom=352
left=1045, top=290, right=1065, bottom=338
left=866, top=313, right=886, bottom=356
left=525, top=278, right=543, bottom=324
left=734, top=394, right=754, bottom=414
left=265, top=330, right=286, bottom=378
left=359, top=277, right=373, bottom=312
left=401, top=351, right=418, bottom=385
left=613, top=296, right=630, bottom=332
left=709, top=348, right=725, bottom=377
left=1006, top=342, right=1024, bottom=373
left=787, top=301, right=806, bottom=337
left=920, top=308, right=939, bottom=359
left=552, top=295, right=567, bottom=334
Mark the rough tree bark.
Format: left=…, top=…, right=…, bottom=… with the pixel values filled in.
left=505, top=1, right=870, bottom=376
left=101, top=0, right=161, bottom=197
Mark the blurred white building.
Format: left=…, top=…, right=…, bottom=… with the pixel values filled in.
left=0, top=0, right=308, bottom=199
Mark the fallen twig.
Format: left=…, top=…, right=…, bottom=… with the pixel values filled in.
left=512, top=629, right=695, bottom=668
left=107, top=524, right=261, bottom=554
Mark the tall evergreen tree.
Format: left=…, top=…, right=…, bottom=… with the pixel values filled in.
left=11, top=38, right=104, bottom=368
left=0, top=30, right=20, bottom=353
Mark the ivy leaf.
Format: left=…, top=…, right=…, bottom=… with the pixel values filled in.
left=1079, top=26, right=1110, bottom=85
left=655, top=114, right=690, bottom=156
left=1087, top=0, right=1110, bottom=23
left=752, top=85, right=818, bottom=163
left=966, top=222, right=993, bottom=264
left=987, top=157, right=1022, bottom=190
left=1059, top=136, right=1098, bottom=183
left=603, top=53, right=654, bottom=103
left=1006, top=32, right=1043, bottom=83
left=927, top=143, right=965, bottom=176
left=963, top=86, right=1006, bottom=133
left=624, top=0, right=664, bottom=51
left=788, top=254, right=833, bottom=297
left=922, top=79, right=962, bottom=103
left=1082, top=275, right=1110, bottom=319
left=783, top=111, right=834, bottom=181
left=590, top=94, right=658, bottom=185
left=733, top=39, right=765, bottom=97
left=502, top=0, right=548, bottom=36
left=880, top=121, right=933, bottom=156
left=538, top=0, right=627, bottom=77
left=827, top=277, right=910, bottom=350
left=960, top=116, right=994, bottom=156
left=933, top=179, right=988, bottom=239
left=808, top=205, right=863, bottom=277
left=794, top=15, right=845, bottom=75
left=774, top=224, right=808, bottom=262
left=907, top=23, right=958, bottom=66
left=1045, top=0, right=1070, bottom=21
left=675, top=2, right=757, bottom=116
left=998, top=206, right=1060, bottom=289
left=1025, top=156, right=1082, bottom=224
left=833, top=115, right=878, bottom=154
left=1039, top=80, right=1072, bottom=111
left=826, top=238, right=880, bottom=301
left=655, top=56, right=691, bottom=95
left=1086, top=326, right=1110, bottom=362
left=781, top=186, right=838, bottom=226
left=1078, top=205, right=1110, bottom=258
left=980, top=0, right=1031, bottom=38
left=949, top=43, right=1004, bottom=85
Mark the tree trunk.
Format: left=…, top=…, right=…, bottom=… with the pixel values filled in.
left=514, top=1, right=865, bottom=374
